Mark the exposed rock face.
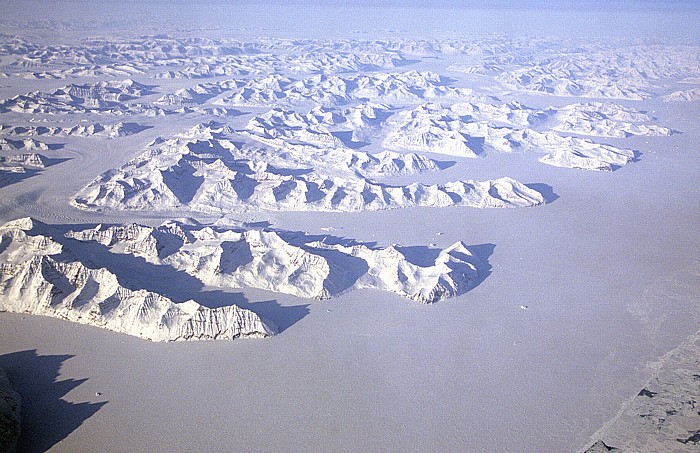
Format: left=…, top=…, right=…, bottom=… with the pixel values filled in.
left=0, top=367, right=21, bottom=453
left=583, top=328, right=700, bottom=452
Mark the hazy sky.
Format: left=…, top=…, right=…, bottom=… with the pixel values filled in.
left=3, top=0, right=699, bottom=39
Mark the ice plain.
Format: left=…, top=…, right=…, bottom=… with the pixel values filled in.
left=0, top=1, right=699, bottom=451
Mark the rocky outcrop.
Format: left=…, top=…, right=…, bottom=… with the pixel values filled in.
left=0, top=367, right=21, bottom=453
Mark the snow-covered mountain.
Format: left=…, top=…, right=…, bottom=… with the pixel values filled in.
left=0, top=121, right=150, bottom=138
left=0, top=218, right=277, bottom=341
left=213, top=70, right=470, bottom=108
left=662, top=88, right=700, bottom=102
left=0, top=137, right=49, bottom=151
left=64, top=220, right=487, bottom=303
left=0, top=79, right=156, bottom=114
left=0, top=216, right=491, bottom=342
left=72, top=122, right=544, bottom=212
left=549, top=102, right=673, bottom=137
left=384, top=103, right=639, bottom=171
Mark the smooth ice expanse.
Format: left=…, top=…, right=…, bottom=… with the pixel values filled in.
left=0, top=1, right=699, bottom=451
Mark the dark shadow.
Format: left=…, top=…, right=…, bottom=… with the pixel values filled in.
left=395, top=245, right=440, bottom=267
left=242, top=220, right=272, bottom=229
left=394, top=58, right=421, bottom=67
left=631, top=149, right=642, bottom=163
left=276, top=228, right=378, bottom=250
left=435, top=159, right=456, bottom=170
left=219, top=240, right=254, bottom=274
left=119, top=122, right=153, bottom=135
left=607, top=149, right=642, bottom=171
left=638, top=388, right=657, bottom=398
left=0, top=350, right=106, bottom=453
left=0, top=167, right=40, bottom=188
left=185, top=138, right=232, bottom=158
left=267, top=165, right=314, bottom=177
left=237, top=299, right=310, bottom=333
left=231, top=172, right=259, bottom=200
left=467, top=243, right=495, bottom=289
left=272, top=179, right=299, bottom=201
left=160, top=161, right=204, bottom=204
left=524, top=182, right=559, bottom=203
left=460, top=132, right=486, bottom=156
left=220, top=109, right=247, bottom=117
left=305, top=247, right=369, bottom=296
left=41, top=156, right=72, bottom=167
left=677, top=430, right=700, bottom=445
left=304, top=181, right=327, bottom=204
left=182, top=91, right=221, bottom=105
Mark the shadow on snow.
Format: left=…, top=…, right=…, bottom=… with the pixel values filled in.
left=0, top=349, right=106, bottom=453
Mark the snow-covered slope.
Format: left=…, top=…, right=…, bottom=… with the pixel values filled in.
left=549, top=102, right=673, bottom=137
left=0, top=121, right=150, bottom=138
left=213, top=70, right=470, bottom=108
left=242, top=103, right=392, bottom=149
left=384, top=103, right=482, bottom=158
left=0, top=218, right=277, bottom=341
left=0, top=79, right=156, bottom=114
left=0, top=153, right=48, bottom=169
left=662, top=88, right=700, bottom=102
left=72, top=122, right=544, bottom=212
left=0, top=137, right=49, bottom=151
left=491, top=44, right=700, bottom=100
left=65, top=220, right=487, bottom=303
left=384, top=103, right=638, bottom=171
